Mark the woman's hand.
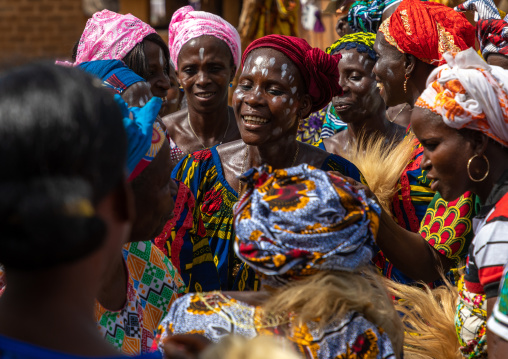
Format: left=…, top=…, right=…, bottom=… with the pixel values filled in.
left=162, top=334, right=211, bottom=359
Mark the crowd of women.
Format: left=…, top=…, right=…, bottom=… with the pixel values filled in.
left=1, top=0, right=508, bottom=358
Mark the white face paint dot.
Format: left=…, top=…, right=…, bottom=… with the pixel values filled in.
left=272, top=97, right=277, bottom=103
left=269, top=58, right=275, bottom=66
left=289, top=98, right=294, bottom=105
left=254, top=56, right=264, bottom=66
left=139, top=98, right=145, bottom=106
left=282, top=98, right=287, bottom=103
left=291, top=86, right=297, bottom=94
left=199, top=48, right=205, bottom=61
left=262, top=68, right=268, bottom=76
left=285, top=109, right=290, bottom=115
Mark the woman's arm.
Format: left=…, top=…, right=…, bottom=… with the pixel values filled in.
left=376, top=207, right=455, bottom=283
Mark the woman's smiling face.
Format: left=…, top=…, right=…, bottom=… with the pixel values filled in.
left=332, top=48, right=384, bottom=123
left=233, top=48, right=311, bottom=146
left=373, top=34, right=407, bottom=107
left=177, top=35, right=236, bottom=112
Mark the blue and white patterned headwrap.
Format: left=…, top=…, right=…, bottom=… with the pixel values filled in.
left=233, top=164, right=380, bottom=287
left=347, top=0, right=402, bottom=33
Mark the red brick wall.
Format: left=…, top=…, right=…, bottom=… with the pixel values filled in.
left=0, top=0, right=88, bottom=63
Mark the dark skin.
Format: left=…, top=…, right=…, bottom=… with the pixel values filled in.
left=373, top=34, right=435, bottom=108
left=335, top=14, right=353, bottom=38
left=386, top=103, right=411, bottom=127
left=375, top=106, right=508, bottom=283
left=0, top=183, right=134, bottom=356
left=220, top=48, right=332, bottom=194
left=486, top=53, right=508, bottom=70
left=162, top=36, right=241, bottom=157
left=366, top=32, right=455, bottom=283
left=412, top=107, right=508, bottom=352
left=97, top=141, right=179, bottom=311
left=143, top=41, right=173, bottom=117
left=323, top=48, right=404, bottom=154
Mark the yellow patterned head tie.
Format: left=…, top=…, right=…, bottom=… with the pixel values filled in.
left=233, top=164, right=381, bottom=287
left=326, top=32, right=377, bottom=60
left=378, top=0, right=475, bottom=65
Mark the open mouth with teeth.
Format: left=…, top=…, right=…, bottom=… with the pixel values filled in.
left=195, top=92, right=216, bottom=99
left=242, top=115, right=269, bottom=125
left=334, top=103, right=352, bottom=111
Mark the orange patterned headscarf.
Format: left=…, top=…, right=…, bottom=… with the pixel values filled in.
left=416, top=48, right=508, bottom=147
left=378, top=0, right=475, bottom=65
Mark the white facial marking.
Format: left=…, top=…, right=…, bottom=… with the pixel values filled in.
left=272, top=97, right=277, bottom=103
left=387, top=68, right=394, bottom=77
left=269, top=57, right=275, bottom=66
left=291, top=86, right=297, bottom=94
left=159, top=48, right=164, bottom=67
left=199, top=47, right=204, bottom=61
left=288, top=75, right=294, bottom=83
left=254, top=56, right=264, bottom=66
left=289, top=98, right=294, bottom=105
left=139, top=98, right=145, bottom=106
left=282, top=98, right=287, bottom=103
left=262, top=68, right=268, bottom=76
left=285, top=109, right=290, bottom=115
left=281, top=63, right=288, bottom=78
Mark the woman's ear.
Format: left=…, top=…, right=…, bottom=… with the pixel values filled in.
left=230, top=66, right=237, bottom=83
left=298, top=94, right=313, bottom=119
left=474, top=132, right=490, bottom=156
left=404, top=54, right=417, bottom=77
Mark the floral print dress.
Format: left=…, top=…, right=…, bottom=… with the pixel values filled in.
left=171, top=145, right=361, bottom=291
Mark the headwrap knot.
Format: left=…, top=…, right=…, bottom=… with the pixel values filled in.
left=416, top=48, right=508, bottom=147
left=242, top=35, right=342, bottom=113
left=379, top=0, right=475, bottom=66
left=233, top=164, right=380, bottom=287
left=168, top=6, right=241, bottom=70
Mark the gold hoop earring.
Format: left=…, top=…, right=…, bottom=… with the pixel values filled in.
left=467, top=154, right=489, bottom=182
left=404, top=73, right=410, bottom=94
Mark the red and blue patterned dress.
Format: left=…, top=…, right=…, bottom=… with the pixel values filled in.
left=171, top=145, right=361, bottom=291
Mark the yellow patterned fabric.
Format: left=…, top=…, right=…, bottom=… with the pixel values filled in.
left=157, top=292, right=397, bottom=358
left=233, top=164, right=380, bottom=287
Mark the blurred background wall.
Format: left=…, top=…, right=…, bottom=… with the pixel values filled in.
left=0, top=0, right=338, bottom=63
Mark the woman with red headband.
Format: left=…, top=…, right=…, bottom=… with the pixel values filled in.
left=172, top=35, right=360, bottom=291
left=368, top=0, right=481, bottom=286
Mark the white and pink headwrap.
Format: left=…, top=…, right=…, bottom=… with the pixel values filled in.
left=416, top=48, right=508, bottom=147
left=168, top=6, right=241, bottom=70
left=75, top=10, right=157, bottom=65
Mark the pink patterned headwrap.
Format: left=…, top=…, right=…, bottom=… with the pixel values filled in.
left=168, top=6, right=241, bottom=70
left=75, top=10, right=157, bottom=65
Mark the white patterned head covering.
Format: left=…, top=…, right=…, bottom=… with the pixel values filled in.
left=416, top=48, right=508, bottom=147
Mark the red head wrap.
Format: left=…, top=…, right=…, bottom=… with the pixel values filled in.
left=378, top=0, right=475, bottom=66
left=241, top=35, right=342, bottom=113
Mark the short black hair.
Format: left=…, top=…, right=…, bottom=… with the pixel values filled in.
left=0, top=63, right=126, bottom=269
left=123, top=33, right=171, bottom=79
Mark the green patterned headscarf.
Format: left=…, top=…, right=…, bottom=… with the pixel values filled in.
left=326, top=32, right=377, bottom=60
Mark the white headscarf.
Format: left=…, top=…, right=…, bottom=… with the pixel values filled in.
left=416, top=48, right=508, bottom=147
